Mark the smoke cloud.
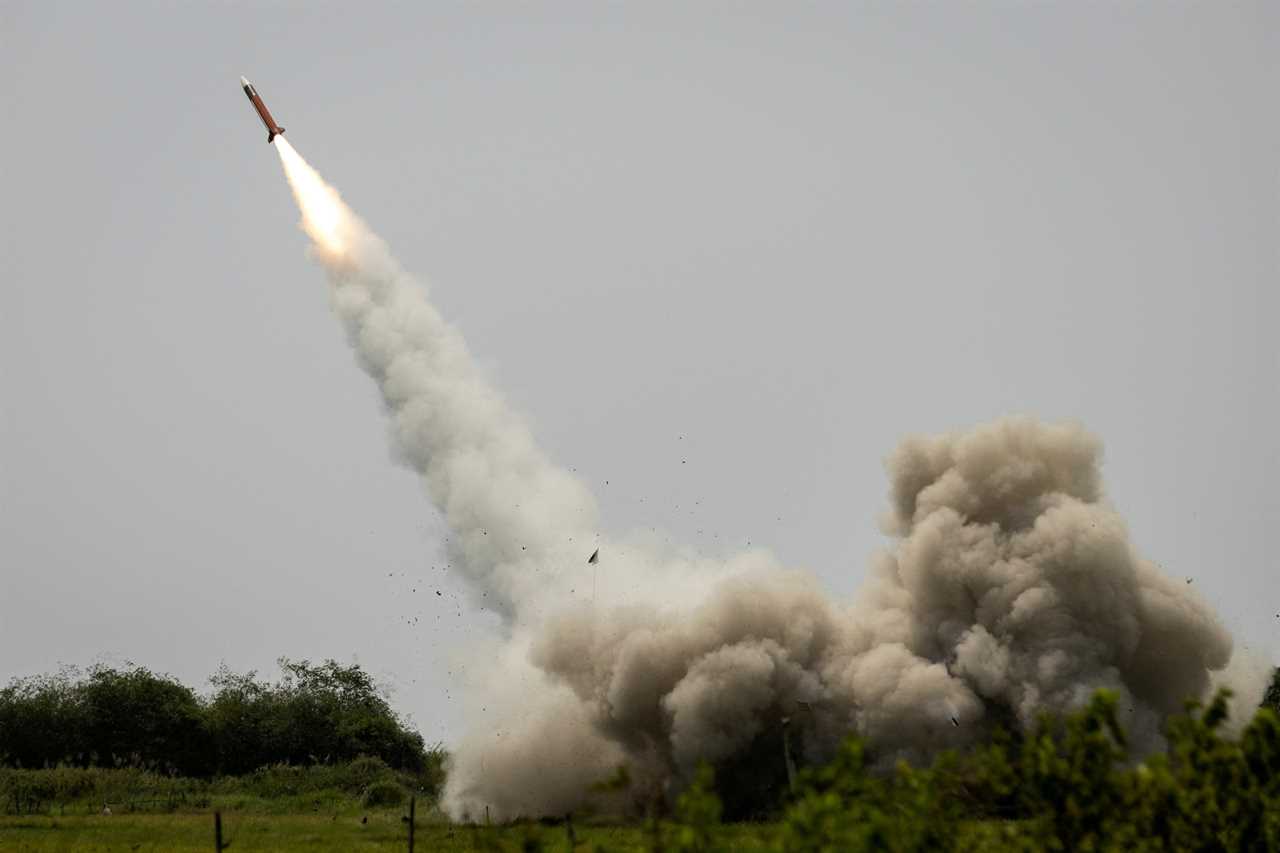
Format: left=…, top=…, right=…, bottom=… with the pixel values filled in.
left=274, top=140, right=1260, bottom=821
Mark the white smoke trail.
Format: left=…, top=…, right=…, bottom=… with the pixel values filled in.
left=275, top=140, right=1262, bottom=821
left=277, top=138, right=605, bottom=619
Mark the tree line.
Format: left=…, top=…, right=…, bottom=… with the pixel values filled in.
left=0, top=659, right=433, bottom=777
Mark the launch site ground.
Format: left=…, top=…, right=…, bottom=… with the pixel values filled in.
left=0, top=811, right=781, bottom=852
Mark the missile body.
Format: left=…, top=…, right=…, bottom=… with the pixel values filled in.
left=241, top=76, right=285, bottom=143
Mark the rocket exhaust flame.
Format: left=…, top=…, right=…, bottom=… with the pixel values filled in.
left=276, top=139, right=349, bottom=258
left=272, top=138, right=1265, bottom=822
left=273, top=139, right=602, bottom=623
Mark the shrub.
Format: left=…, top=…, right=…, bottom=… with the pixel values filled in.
left=361, top=779, right=406, bottom=808
left=658, top=689, right=1280, bottom=852
left=1264, top=667, right=1280, bottom=715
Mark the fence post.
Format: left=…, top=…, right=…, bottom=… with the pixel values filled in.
left=407, top=795, right=415, bottom=853
left=782, top=717, right=797, bottom=794
left=214, top=811, right=223, bottom=852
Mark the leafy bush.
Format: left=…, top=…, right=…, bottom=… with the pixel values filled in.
left=653, top=689, right=1280, bottom=852
left=0, top=765, right=207, bottom=815
left=0, top=758, right=439, bottom=816
left=1264, top=667, right=1280, bottom=715
left=0, top=660, right=436, bottom=783
left=361, top=779, right=407, bottom=808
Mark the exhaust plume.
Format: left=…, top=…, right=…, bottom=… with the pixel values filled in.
left=277, top=138, right=601, bottom=619
left=274, top=139, right=1259, bottom=821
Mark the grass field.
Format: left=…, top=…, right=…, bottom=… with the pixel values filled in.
left=0, top=812, right=777, bottom=852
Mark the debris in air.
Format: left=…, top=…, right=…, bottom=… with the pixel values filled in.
left=588, top=548, right=599, bottom=564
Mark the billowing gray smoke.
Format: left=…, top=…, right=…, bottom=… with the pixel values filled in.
left=486, top=419, right=1247, bottom=818
left=275, top=140, right=1262, bottom=822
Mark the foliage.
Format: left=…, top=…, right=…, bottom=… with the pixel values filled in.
left=0, top=660, right=442, bottom=789
left=0, top=813, right=594, bottom=853
left=654, top=689, right=1280, bottom=852
left=666, top=764, right=724, bottom=853
left=6, top=664, right=1279, bottom=851
left=205, top=659, right=431, bottom=775
left=361, top=778, right=407, bottom=808
left=83, top=665, right=208, bottom=775
left=0, top=757, right=443, bottom=818
left=0, top=665, right=205, bottom=774
left=708, top=726, right=792, bottom=821
left=0, top=669, right=87, bottom=772
left=1264, top=667, right=1280, bottom=715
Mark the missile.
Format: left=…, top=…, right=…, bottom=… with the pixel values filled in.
left=240, top=76, right=285, bottom=143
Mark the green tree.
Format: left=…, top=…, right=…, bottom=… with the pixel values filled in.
left=772, top=739, right=891, bottom=852
left=0, top=659, right=436, bottom=783
left=206, top=659, right=431, bottom=776
left=0, top=667, right=86, bottom=768
left=1263, top=668, right=1280, bottom=715
left=0, top=664, right=207, bottom=774
left=79, top=664, right=208, bottom=774
left=267, top=658, right=427, bottom=770
left=1018, top=689, right=1127, bottom=849
left=204, top=667, right=278, bottom=775
left=1142, top=691, right=1280, bottom=850
left=667, top=764, right=724, bottom=853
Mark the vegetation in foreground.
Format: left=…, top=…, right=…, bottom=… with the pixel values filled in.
left=0, top=814, right=761, bottom=853
left=0, top=756, right=438, bottom=817
left=3, top=684, right=1279, bottom=851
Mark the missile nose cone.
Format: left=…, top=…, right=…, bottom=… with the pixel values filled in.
left=240, top=76, right=251, bottom=88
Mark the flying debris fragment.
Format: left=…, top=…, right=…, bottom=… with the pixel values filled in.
left=240, top=76, right=285, bottom=143
left=587, top=548, right=599, bottom=564
left=950, top=716, right=960, bottom=727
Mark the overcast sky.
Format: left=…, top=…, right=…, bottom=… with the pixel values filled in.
left=2, top=2, right=1276, bottom=743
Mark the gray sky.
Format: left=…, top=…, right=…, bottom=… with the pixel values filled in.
left=2, top=2, right=1276, bottom=743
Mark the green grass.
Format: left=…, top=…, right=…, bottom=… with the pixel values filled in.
left=0, top=760, right=438, bottom=816
left=0, top=812, right=726, bottom=852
